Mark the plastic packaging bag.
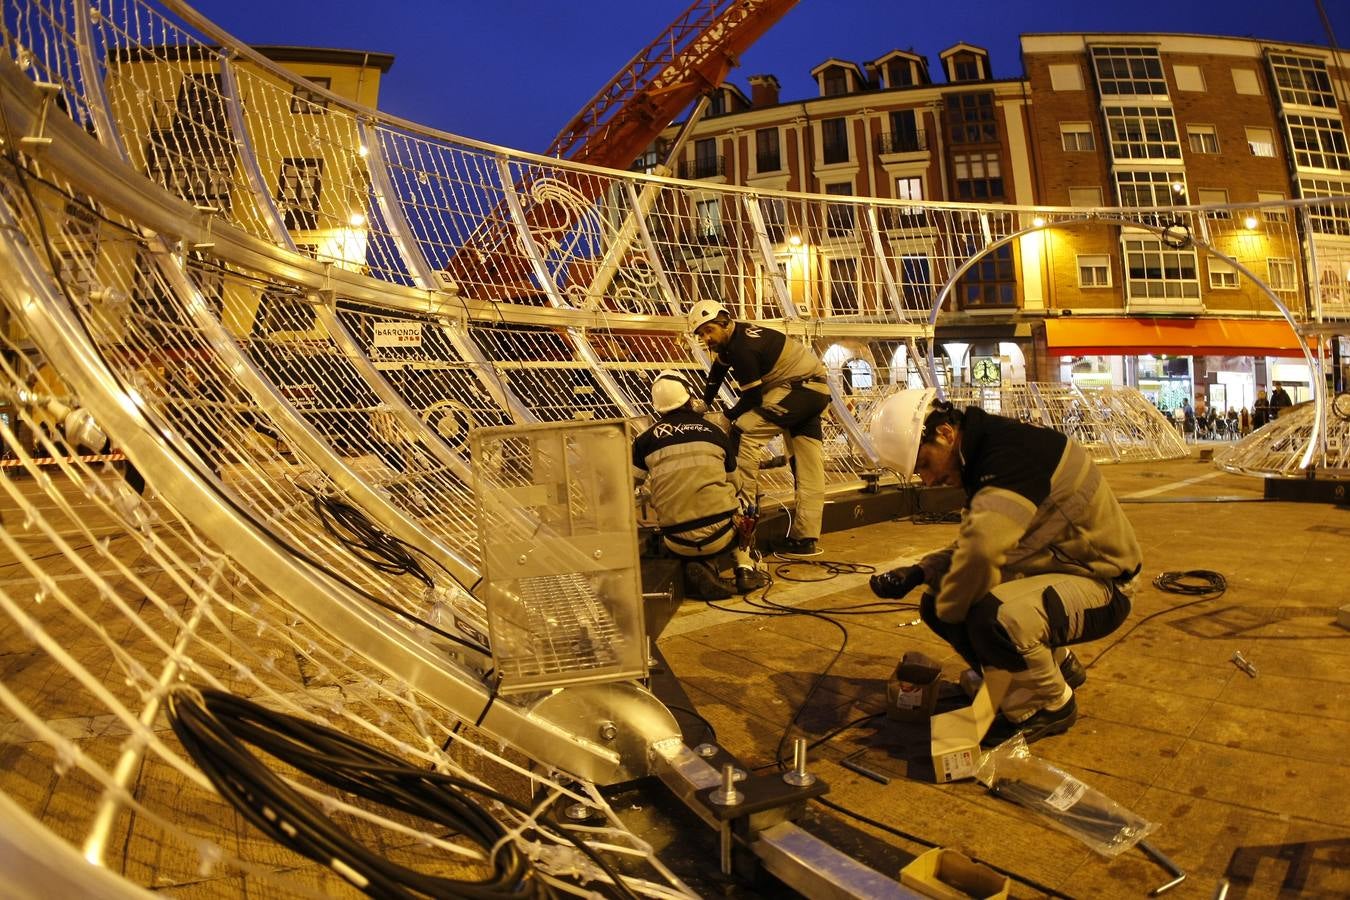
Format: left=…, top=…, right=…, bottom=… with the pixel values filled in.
left=974, top=735, right=1157, bottom=857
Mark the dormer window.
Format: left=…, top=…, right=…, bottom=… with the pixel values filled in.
left=708, top=89, right=727, bottom=116
left=940, top=45, right=990, bottom=84
left=812, top=60, right=865, bottom=97
left=889, top=62, right=913, bottom=87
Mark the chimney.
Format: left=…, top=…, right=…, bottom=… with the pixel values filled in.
left=748, top=74, right=781, bottom=108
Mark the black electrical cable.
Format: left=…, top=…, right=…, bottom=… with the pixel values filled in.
left=912, top=510, right=963, bottom=525
left=296, top=480, right=438, bottom=589
left=167, top=687, right=641, bottom=900
left=662, top=703, right=718, bottom=745
left=813, top=796, right=1077, bottom=900
left=1087, top=569, right=1227, bottom=670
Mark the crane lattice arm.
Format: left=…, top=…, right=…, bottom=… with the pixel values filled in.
left=547, top=0, right=799, bottom=168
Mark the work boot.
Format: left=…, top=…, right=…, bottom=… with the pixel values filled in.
left=981, top=695, right=1078, bottom=748
left=1059, top=650, right=1087, bottom=689
left=683, top=560, right=734, bottom=601
left=734, top=566, right=768, bottom=594
left=774, top=536, right=821, bottom=558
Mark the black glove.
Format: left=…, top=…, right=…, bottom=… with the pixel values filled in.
left=870, top=565, right=924, bottom=599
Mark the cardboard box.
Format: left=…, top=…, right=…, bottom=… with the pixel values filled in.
left=900, top=848, right=1010, bottom=899
left=929, top=669, right=1010, bottom=783
left=886, top=650, right=941, bottom=722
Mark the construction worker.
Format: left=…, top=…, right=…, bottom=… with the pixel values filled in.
left=687, top=299, right=830, bottom=557
left=868, top=389, right=1142, bottom=745
left=633, top=370, right=767, bottom=598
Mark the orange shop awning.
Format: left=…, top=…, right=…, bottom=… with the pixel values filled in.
left=1043, top=317, right=1312, bottom=358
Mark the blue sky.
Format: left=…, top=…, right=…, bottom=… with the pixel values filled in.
left=195, top=0, right=1350, bottom=153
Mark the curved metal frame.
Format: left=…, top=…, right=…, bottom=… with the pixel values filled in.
left=925, top=215, right=1326, bottom=470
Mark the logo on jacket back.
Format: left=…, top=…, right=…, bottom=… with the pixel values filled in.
left=744, top=325, right=763, bottom=339
left=653, top=421, right=712, bottom=439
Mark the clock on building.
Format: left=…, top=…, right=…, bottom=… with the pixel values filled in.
left=972, top=357, right=1001, bottom=386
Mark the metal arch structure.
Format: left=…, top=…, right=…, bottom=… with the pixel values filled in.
left=922, top=208, right=1331, bottom=472
left=0, top=1, right=1346, bottom=897
left=546, top=0, right=801, bottom=167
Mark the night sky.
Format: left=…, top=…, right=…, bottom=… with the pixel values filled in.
left=194, top=0, right=1350, bottom=154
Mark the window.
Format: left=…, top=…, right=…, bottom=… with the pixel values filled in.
left=253, top=290, right=316, bottom=336
left=824, top=182, right=854, bottom=236
left=694, top=198, right=721, bottom=240
left=1231, top=69, right=1262, bottom=96
left=958, top=243, right=1016, bottom=307
left=1285, top=115, right=1350, bottom=171
left=952, top=151, right=1003, bottom=200
left=895, top=176, right=923, bottom=201
left=1208, top=259, right=1239, bottom=289
left=176, top=73, right=227, bottom=132
left=898, top=255, right=932, bottom=306
left=1245, top=127, right=1276, bottom=157
left=1103, top=105, right=1182, bottom=160
left=759, top=197, right=786, bottom=243
left=755, top=128, right=781, bottom=172
left=888, top=61, right=913, bottom=87
left=1077, top=254, right=1111, bottom=287
left=1060, top=123, right=1095, bottom=152
left=827, top=257, right=860, bottom=314
left=821, top=117, right=850, bottom=164
left=1068, top=187, right=1103, bottom=208
left=946, top=92, right=998, bottom=144
left=1090, top=46, right=1168, bottom=96
left=1257, top=190, right=1288, bottom=222
left=707, top=90, right=727, bottom=116
left=823, top=70, right=849, bottom=96
left=883, top=178, right=925, bottom=229
left=1173, top=65, right=1205, bottom=92
left=276, top=157, right=323, bottom=230
left=290, top=77, right=331, bottom=114
left=1268, top=54, right=1336, bottom=108
left=1115, top=170, right=1186, bottom=208
left=689, top=138, right=721, bottom=179
left=1187, top=125, right=1219, bottom=154
left=145, top=137, right=234, bottom=211
left=952, top=55, right=981, bottom=82
left=1197, top=188, right=1230, bottom=219
left=884, top=109, right=923, bottom=153
left=1124, top=238, right=1200, bottom=299
left=1049, top=64, right=1084, bottom=91
left=1297, top=177, right=1350, bottom=235
left=1266, top=258, right=1298, bottom=292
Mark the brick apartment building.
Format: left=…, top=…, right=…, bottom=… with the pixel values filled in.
left=643, top=33, right=1350, bottom=414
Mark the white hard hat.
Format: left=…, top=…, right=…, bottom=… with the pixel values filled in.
left=870, top=388, right=937, bottom=477
left=687, top=299, right=730, bottom=333
left=651, top=370, right=693, bottom=413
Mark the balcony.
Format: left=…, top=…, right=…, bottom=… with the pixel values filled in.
left=876, top=130, right=928, bottom=155
left=679, top=156, right=726, bottom=179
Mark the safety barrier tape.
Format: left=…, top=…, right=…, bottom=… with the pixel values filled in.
left=0, top=452, right=125, bottom=468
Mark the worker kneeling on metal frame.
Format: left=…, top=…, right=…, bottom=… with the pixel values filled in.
left=687, top=298, right=831, bottom=559
left=869, top=389, right=1142, bottom=745
left=632, top=370, right=768, bottom=599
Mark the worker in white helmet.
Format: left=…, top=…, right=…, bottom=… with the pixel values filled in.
left=687, top=299, right=830, bottom=558
left=868, top=389, right=1142, bottom=745
left=632, top=370, right=767, bottom=598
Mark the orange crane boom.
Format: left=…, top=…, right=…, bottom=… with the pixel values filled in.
left=548, top=0, right=799, bottom=168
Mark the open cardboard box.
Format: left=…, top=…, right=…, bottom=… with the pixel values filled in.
left=900, top=848, right=1010, bottom=899
left=929, top=669, right=1011, bottom=783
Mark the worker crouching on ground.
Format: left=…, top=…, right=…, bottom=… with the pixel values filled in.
left=688, top=299, right=831, bottom=558
left=869, top=389, right=1142, bottom=745
left=633, top=370, right=768, bottom=599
